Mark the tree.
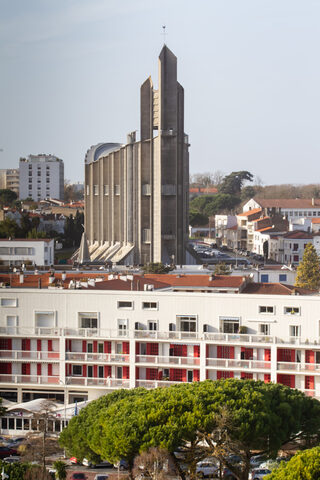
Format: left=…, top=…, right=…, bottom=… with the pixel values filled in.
left=189, top=210, right=208, bottom=227
left=0, top=189, right=18, bottom=207
left=133, top=448, right=176, bottom=480
left=59, top=380, right=320, bottom=480
left=214, top=263, right=231, bottom=275
left=295, top=243, right=320, bottom=290
left=266, top=446, right=320, bottom=479
left=52, top=460, right=67, bottom=480
left=142, top=262, right=173, bottom=274
left=0, top=460, right=29, bottom=480
left=0, top=218, right=20, bottom=238
left=20, top=400, right=63, bottom=479
left=219, top=171, right=253, bottom=195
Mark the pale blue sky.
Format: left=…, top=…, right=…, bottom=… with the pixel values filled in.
left=1, top=0, right=320, bottom=184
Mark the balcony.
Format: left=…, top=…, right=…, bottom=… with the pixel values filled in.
left=206, top=358, right=271, bottom=370
left=136, top=379, right=182, bottom=389
left=135, top=355, right=200, bottom=366
left=277, top=362, right=320, bottom=373
left=65, top=352, right=129, bottom=363
left=0, top=374, right=59, bottom=385
left=0, top=350, right=60, bottom=361
left=204, top=333, right=275, bottom=344
left=66, top=377, right=130, bottom=388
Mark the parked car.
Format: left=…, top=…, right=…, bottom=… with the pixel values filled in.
left=222, top=468, right=237, bottom=479
left=70, top=474, right=87, bottom=480
left=3, top=456, right=20, bottom=463
left=87, top=459, right=113, bottom=469
left=196, top=460, right=218, bottom=477
left=0, top=446, right=18, bottom=459
left=94, top=475, right=109, bottom=480
left=251, top=468, right=272, bottom=480
left=250, top=455, right=267, bottom=469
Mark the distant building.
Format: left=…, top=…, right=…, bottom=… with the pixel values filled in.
left=84, top=46, right=190, bottom=265
left=243, top=198, right=320, bottom=220
left=0, top=238, right=54, bottom=266
left=0, top=169, right=19, bottom=196
left=19, top=154, right=64, bottom=201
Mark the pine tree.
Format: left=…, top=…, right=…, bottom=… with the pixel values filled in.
left=295, top=243, right=320, bottom=290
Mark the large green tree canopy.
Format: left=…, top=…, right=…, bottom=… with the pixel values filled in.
left=60, top=380, right=320, bottom=480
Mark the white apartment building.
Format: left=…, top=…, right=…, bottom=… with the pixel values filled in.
left=19, top=155, right=64, bottom=201
left=0, top=239, right=54, bottom=266
left=0, top=271, right=320, bottom=433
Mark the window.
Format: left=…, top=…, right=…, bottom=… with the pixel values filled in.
left=142, top=302, right=158, bottom=310
left=1, top=298, right=17, bottom=307
left=293, top=255, right=299, bottom=262
left=104, top=185, right=109, bottom=196
left=259, top=306, right=274, bottom=314
left=293, top=243, right=299, bottom=251
left=35, top=312, right=55, bottom=328
left=118, top=319, right=128, bottom=336
left=261, top=274, right=269, bottom=283
left=177, top=315, right=197, bottom=332
left=219, top=316, right=240, bottom=334
left=114, top=185, right=120, bottom=195
left=260, top=324, right=270, bottom=336
left=279, top=274, right=287, bottom=282
left=6, top=316, right=18, bottom=327
left=290, top=325, right=300, bottom=337
left=93, top=185, right=99, bottom=195
left=148, top=321, right=158, bottom=331
left=72, top=365, right=82, bottom=376
left=79, top=313, right=98, bottom=329
left=284, top=307, right=300, bottom=315
left=161, top=184, right=176, bottom=195
left=117, top=301, right=133, bottom=309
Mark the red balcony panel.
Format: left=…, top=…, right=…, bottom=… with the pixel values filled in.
left=277, top=374, right=295, bottom=388
left=93, top=365, right=98, bottom=378
left=104, top=365, right=111, bottom=378
left=146, top=343, right=159, bottom=355
left=193, top=369, right=200, bottom=382
left=169, top=368, right=187, bottom=382
left=82, top=365, right=87, bottom=378
left=170, top=344, right=187, bottom=357
left=217, top=346, right=234, bottom=359
left=241, top=348, right=253, bottom=360
left=146, top=368, right=158, bottom=380
left=277, top=349, right=295, bottom=362
left=136, top=367, right=139, bottom=380
left=104, top=341, right=111, bottom=354
left=48, top=364, right=52, bottom=376
left=305, top=375, right=315, bottom=390
left=264, top=374, right=271, bottom=383
left=194, top=345, right=200, bottom=358
left=22, top=363, right=30, bottom=375
left=264, top=349, right=271, bottom=362
left=306, top=350, right=315, bottom=364
left=22, top=339, right=30, bottom=351
left=37, top=340, right=42, bottom=352
left=123, top=366, right=130, bottom=379
left=0, top=339, right=12, bottom=350
left=82, top=341, right=86, bottom=353
left=241, top=372, right=253, bottom=380
left=93, top=341, right=98, bottom=353
left=123, top=342, right=130, bottom=355
left=37, top=363, right=41, bottom=376
left=0, top=363, right=12, bottom=374
left=217, top=371, right=234, bottom=379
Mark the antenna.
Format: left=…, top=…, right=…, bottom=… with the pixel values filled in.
left=162, top=25, right=167, bottom=44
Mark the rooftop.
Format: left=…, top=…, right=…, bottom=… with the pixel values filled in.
left=254, top=198, right=320, bottom=209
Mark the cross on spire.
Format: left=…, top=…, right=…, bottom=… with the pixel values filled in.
left=162, top=25, right=167, bottom=44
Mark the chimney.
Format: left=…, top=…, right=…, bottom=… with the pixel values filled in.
left=312, top=198, right=315, bottom=206
left=19, top=273, right=24, bottom=284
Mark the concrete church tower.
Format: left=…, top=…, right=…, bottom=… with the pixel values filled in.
left=84, top=46, right=190, bottom=265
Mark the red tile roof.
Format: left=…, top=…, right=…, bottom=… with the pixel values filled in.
left=242, top=283, right=315, bottom=295
left=312, top=218, right=320, bottom=224
left=283, top=231, right=313, bottom=239
left=144, top=274, right=246, bottom=288
left=238, top=208, right=262, bottom=217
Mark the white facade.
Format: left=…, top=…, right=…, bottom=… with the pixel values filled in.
left=231, top=267, right=296, bottom=284
left=19, top=155, right=64, bottom=201
left=1, top=281, right=320, bottom=414
left=0, top=239, right=54, bottom=266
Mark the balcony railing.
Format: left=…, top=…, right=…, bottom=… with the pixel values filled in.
left=65, top=376, right=130, bottom=388
left=135, top=355, right=200, bottom=366
left=277, top=362, right=320, bottom=373
left=0, top=350, right=60, bottom=361
left=0, top=326, right=319, bottom=348
left=0, top=374, right=60, bottom=385
left=65, top=352, right=129, bottom=363
left=136, top=379, right=182, bottom=389
left=206, top=358, right=271, bottom=370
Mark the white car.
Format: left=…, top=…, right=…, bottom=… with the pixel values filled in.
left=251, top=468, right=272, bottom=480
left=196, top=460, right=218, bottom=478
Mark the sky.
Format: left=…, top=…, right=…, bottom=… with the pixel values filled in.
left=1, top=0, right=320, bottom=185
